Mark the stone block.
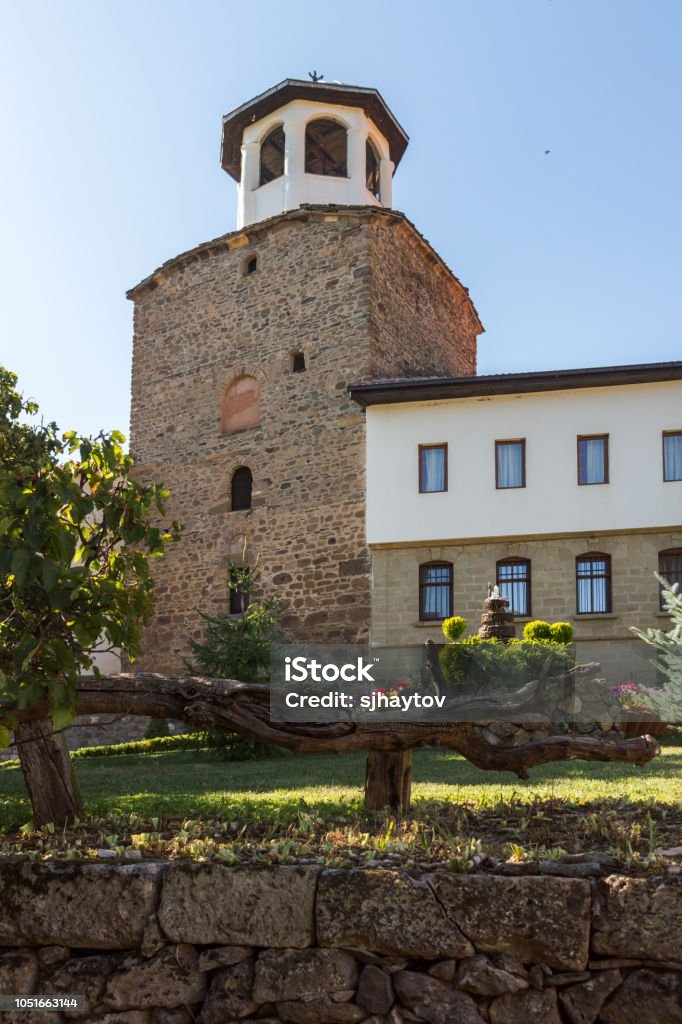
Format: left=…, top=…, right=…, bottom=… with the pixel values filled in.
left=158, top=864, right=318, bottom=947
left=104, top=945, right=205, bottom=1011
left=559, top=969, right=621, bottom=1024
left=317, top=869, right=473, bottom=959
left=199, top=959, right=258, bottom=1023
left=253, top=948, right=358, bottom=1003
left=592, top=876, right=682, bottom=960
left=429, top=872, right=590, bottom=970
left=356, top=964, right=394, bottom=1014
left=489, top=988, right=562, bottom=1024
left=0, top=863, right=162, bottom=949
left=599, top=969, right=681, bottom=1023
left=392, top=971, right=485, bottom=1024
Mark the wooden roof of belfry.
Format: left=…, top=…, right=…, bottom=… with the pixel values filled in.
left=220, top=79, right=410, bottom=181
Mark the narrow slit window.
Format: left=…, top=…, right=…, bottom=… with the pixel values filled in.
left=419, top=444, right=448, bottom=493
left=663, top=431, right=682, bottom=481
left=495, top=440, right=526, bottom=489
left=231, top=466, right=253, bottom=511
left=305, top=119, right=347, bottom=177
left=419, top=562, right=453, bottom=621
left=576, top=553, right=612, bottom=614
left=259, top=125, right=285, bottom=185
left=245, top=256, right=258, bottom=275
left=497, top=558, right=531, bottom=617
left=291, top=352, right=306, bottom=373
left=578, top=434, right=609, bottom=485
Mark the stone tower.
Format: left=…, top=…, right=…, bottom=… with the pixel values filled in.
left=128, top=78, right=483, bottom=672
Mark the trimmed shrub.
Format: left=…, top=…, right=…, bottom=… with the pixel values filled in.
left=439, top=637, right=575, bottom=691
left=550, top=621, right=574, bottom=644
left=523, top=620, right=552, bottom=642
left=442, top=616, right=467, bottom=642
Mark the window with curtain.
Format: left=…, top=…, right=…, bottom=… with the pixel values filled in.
left=497, top=558, right=531, bottom=617
left=419, top=444, right=448, bottom=493
left=578, top=435, right=609, bottom=485
left=663, top=431, right=682, bottom=481
left=259, top=125, right=285, bottom=185
left=419, top=562, right=453, bottom=621
left=495, top=440, right=525, bottom=489
left=658, top=549, right=682, bottom=609
left=576, top=553, right=611, bottom=614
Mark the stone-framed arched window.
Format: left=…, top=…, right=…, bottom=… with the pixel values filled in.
left=221, top=375, right=261, bottom=435
left=305, top=119, right=347, bottom=177
left=231, top=467, right=253, bottom=511
left=259, top=125, right=285, bottom=186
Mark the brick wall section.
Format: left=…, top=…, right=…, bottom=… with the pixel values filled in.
left=128, top=206, right=481, bottom=672
left=371, top=529, right=682, bottom=678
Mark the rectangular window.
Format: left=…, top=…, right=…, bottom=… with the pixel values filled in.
left=663, top=431, right=682, bottom=481
left=419, top=443, right=448, bottom=493
left=659, top=550, right=682, bottom=609
left=497, top=559, right=531, bottom=617
left=419, top=562, right=453, bottom=621
left=576, top=554, right=612, bottom=614
left=495, top=439, right=526, bottom=489
left=578, top=435, right=609, bottom=485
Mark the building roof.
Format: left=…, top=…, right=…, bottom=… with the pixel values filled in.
left=348, top=361, right=682, bottom=407
left=220, top=79, right=410, bottom=181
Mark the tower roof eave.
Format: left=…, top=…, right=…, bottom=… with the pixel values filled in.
left=220, top=79, right=409, bottom=181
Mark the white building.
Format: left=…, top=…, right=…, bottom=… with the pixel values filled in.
left=350, top=362, right=682, bottom=659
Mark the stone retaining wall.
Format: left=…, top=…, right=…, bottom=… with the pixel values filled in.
left=0, top=862, right=680, bottom=1023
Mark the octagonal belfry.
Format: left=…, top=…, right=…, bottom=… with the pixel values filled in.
left=221, top=79, right=409, bottom=228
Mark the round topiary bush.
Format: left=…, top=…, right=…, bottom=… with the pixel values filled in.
left=550, top=621, right=574, bottom=644
left=523, top=620, right=552, bottom=642
left=442, top=616, right=467, bottom=641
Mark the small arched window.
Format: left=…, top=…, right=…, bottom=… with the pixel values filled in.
left=305, top=119, right=347, bottom=177
left=659, top=549, right=682, bottom=609
left=221, top=375, right=260, bottom=435
left=260, top=125, right=285, bottom=186
left=366, top=140, right=380, bottom=199
left=231, top=467, right=253, bottom=511
left=245, top=256, right=258, bottom=275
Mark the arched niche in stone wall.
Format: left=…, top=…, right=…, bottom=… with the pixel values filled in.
left=221, top=374, right=261, bottom=435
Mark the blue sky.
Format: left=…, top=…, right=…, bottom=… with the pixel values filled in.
left=1, top=0, right=680, bottom=438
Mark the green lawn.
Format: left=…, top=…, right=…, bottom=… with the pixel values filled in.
left=1, top=742, right=681, bottom=842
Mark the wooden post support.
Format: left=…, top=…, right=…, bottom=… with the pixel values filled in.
left=364, top=749, right=413, bottom=813
left=14, top=718, right=83, bottom=828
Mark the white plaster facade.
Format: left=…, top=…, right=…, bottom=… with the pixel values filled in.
left=365, top=380, right=682, bottom=546
left=237, top=99, right=394, bottom=228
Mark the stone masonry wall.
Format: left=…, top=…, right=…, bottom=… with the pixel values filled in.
left=371, top=529, right=682, bottom=677
left=128, top=206, right=480, bottom=673
left=1, top=861, right=680, bottom=1023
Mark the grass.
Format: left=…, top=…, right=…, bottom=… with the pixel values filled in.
left=1, top=739, right=681, bottom=869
